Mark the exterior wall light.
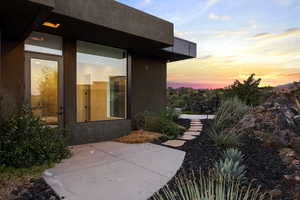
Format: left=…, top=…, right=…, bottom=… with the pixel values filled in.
left=42, top=22, right=60, bottom=28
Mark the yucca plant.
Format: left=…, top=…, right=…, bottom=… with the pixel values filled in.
left=153, top=170, right=265, bottom=200
left=208, top=126, right=240, bottom=147
left=213, top=97, right=249, bottom=131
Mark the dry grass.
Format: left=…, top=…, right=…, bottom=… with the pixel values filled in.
left=114, top=130, right=163, bottom=144
left=0, top=165, right=51, bottom=199
left=0, top=176, right=30, bottom=200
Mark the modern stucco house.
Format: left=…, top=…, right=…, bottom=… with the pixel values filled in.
left=0, top=0, right=196, bottom=144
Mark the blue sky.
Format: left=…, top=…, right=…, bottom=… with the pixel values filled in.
left=117, top=0, right=300, bottom=88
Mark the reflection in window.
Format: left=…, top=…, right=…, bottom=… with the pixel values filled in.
left=25, top=32, right=62, bottom=56
left=76, top=41, right=127, bottom=122
left=31, top=59, right=58, bottom=124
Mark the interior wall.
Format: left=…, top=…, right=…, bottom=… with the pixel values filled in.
left=130, top=55, right=167, bottom=118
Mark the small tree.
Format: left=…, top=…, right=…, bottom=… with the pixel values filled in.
left=225, top=73, right=262, bottom=106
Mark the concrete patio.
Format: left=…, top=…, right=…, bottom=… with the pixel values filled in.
left=43, top=142, right=185, bottom=200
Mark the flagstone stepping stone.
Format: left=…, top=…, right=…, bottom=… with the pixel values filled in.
left=178, top=135, right=197, bottom=140
left=190, top=126, right=202, bottom=128
left=163, top=140, right=186, bottom=147
left=184, top=132, right=201, bottom=136
left=189, top=127, right=202, bottom=130
left=190, top=128, right=202, bottom=131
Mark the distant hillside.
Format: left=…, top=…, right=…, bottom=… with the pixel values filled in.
left=276, top=83, right=294, bottom=89
left=275, top=81, right=300, bottom=93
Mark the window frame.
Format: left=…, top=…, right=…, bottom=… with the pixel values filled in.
left=75, top=40, right=129, bottom=124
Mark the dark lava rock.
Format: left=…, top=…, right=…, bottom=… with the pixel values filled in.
left=175, top=118, right=191, bottom=129
left=10, top=178, right=60, bottom=200
left=240, top=136, right=293, bottom=189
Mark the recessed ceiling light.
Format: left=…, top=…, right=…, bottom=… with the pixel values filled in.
left=42, top=22, right=60, bottom=28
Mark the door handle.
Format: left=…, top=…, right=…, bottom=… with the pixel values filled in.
left=58, top=106, right=64, bottom=116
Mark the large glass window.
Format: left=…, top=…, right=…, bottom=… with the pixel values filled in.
left=25, top=32, right=62, bottom=56
left=30, top=58, right=58, bottom=124
left=76, top=41, right=127, bottom=122
left=25, top=32, right=63, bottom=125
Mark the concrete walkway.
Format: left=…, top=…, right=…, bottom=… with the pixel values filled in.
left=163, top=118, right=204, bottom=148
left=43, top=142, right=185, bottom=200
left=180, top=114, right=215, bottom=120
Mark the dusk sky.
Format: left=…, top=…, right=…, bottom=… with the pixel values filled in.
left=117, top=0, right=300, bottom=89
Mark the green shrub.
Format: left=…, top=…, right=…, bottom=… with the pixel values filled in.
left=213, top=97, right=249, bottom=130
left=177, top=124, right=186, bottom=133
left=134, top=111, right=153, bottom=130
left=153, top=170, right=265, bottom=200
left=160, top=108, right=179, bottom=121
left=144, top=116, right=161, bottom=132
left=208, top=126, right=240, bottom=147
left=0, top=106, right=70, bottom=169
left=159, top=118, right=183, bottom=138
left=134, top=109, right=184, bottom=138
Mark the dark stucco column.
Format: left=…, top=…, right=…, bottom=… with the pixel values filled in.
left=130, top=55, right=167, bottom=118
left=63, top=38, right=77, bottom=128
left=1, top=39, right=25, bottom=114
left=0, top=32, right=2, bottom=115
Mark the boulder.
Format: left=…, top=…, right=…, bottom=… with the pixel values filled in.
left=294, top=115, right=300, bottom=125
left=289, top=137, right=300, bottom=156
left=264, top=134, right=289, bottom=148
left=291, top=159, right=300, bottom=170
left=269, top=189, right=282, bottom=198
left=279, top=148, right=297, bottom=158
left=254, top=106, right=265, bottom=113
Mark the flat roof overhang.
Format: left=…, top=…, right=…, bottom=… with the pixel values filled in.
left=0, top=0, right=173, bottom=50
left=131, top=37, right=197, bottom=62
left=0, top=0, right=196, bottom=61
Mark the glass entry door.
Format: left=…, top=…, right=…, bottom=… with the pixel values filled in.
left=25, top=52, right=64, bottom=126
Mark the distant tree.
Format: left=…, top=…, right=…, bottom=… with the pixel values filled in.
left=167, top=87, right=221, bottom=114
left=224, top=73, right=262, bottom=106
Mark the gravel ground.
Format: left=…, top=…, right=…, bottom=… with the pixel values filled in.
left=151, top=119, right=296, bottom=200
left=8, top=178, right=60, bottom=200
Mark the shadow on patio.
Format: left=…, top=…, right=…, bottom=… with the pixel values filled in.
left=44, top=142, right=185, bottom=200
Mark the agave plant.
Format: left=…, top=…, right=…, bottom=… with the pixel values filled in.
left=223, top=148, right=244, bottom=163
left=153, top=170, right=265, bottom=200
left=213, top=148, right=246, bottom=182
left=214, top=158, right=246, bottom=181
